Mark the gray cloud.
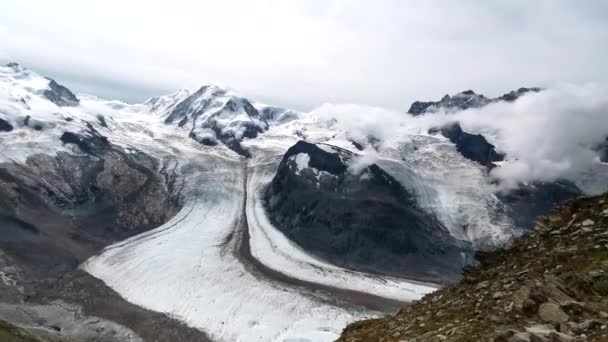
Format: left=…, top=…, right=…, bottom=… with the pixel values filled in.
left=1, top=0, right=607, bottom=110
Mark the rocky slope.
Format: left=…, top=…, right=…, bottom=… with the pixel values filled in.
left=338, top=192, right=608, bottom=342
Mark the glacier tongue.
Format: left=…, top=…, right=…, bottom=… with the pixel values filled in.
left=84, top=145, right=436, bottom=342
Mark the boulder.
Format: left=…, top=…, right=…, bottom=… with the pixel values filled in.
left=537, top=303, right=569, bottom=324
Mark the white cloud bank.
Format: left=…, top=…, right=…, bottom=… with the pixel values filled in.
left=452, top=84, right=608, bottom=191
left=312, top=83, right=608, bottom=193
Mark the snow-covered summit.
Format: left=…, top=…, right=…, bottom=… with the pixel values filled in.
left=143, top=84, right=299, bottom=156
left=0, top=64, right=301, bottom=159
left=1, top=62, right=80, bottom=107
left=144, top=88, right=191, bottom=115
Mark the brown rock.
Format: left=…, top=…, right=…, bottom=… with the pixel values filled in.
left=537, top=303, right=569, bottom=324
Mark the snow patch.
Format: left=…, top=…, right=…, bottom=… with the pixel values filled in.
left=317, top=143, right=338, bottom=154
left=292, top=153, right=311, bottom=174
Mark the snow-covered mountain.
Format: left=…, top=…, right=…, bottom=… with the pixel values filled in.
left=144, top=84, right=298, bottom=157
left=0, top=62, right=606, bottom=342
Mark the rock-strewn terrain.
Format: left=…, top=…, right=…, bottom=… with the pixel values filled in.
left=339, top=192, right=608, bottom=341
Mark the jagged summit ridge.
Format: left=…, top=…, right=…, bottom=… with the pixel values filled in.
left=408, top=87, right=542, bottom=115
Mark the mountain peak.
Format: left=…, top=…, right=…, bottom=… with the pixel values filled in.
left=407, top=87, right=541, bottom=115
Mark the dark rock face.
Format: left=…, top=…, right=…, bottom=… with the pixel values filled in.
left=496, top=87, right=542, bottom=102
left=60, top=123, right=110, bottom=155
left=407, top=87, right=541, bottom=115
left=498, top=180, right=582, bottom=230
left=408, top=90, right=491, bottom=115
left=407, top=101, right=436, bottom=116
left=264, top=140, right=468, bottom=281
left=0, top=118, right=13, bottom=132
left=42, top=79, right=79, bottom=107
left=0, top=143, right=181, bottom=276
left=96, top=115, right=109, bottom=128
left=430, top=122, right=504, bottom=169
left=225, top=98, right=259, bottom=117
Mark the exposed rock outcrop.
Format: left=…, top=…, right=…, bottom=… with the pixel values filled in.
left=264, top=140, right=469, bottom=281
left=42, top=79, right=80, bottom=107
left=429, top=122, right=504, bottom=169
left=59, top=123, right=110, bottom=156
left=497, top=87, right=543, bottom=102
left=338, top=192, right=608, bottom=341
left=0, top=118, right=13, bottom=132
left=407, top=87, right=542, bottom=116
left=0, top=144, right=181, bottom=275
left=408, top=90, right=491, bottom=115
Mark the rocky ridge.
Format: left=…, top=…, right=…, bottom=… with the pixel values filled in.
left=338, top=192, right=608, bottom=342
left=408, top=88, right=542, bottom=115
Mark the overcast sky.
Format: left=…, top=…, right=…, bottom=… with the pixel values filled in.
left=1, top=0, right=607, bottom=110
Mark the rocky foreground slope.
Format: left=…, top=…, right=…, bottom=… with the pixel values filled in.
left=339, top=192, right=608, bottom=342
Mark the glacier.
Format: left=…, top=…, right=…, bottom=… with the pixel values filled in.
left=1, top=62, right=607, bottom=341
